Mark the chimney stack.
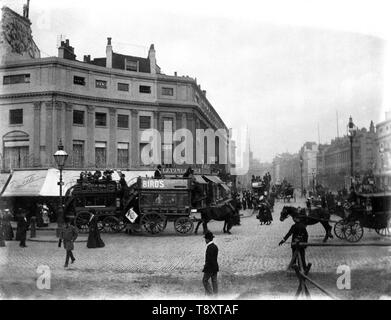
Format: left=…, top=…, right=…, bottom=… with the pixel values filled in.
left=106, top=37, right=113, bottom=68
left=84, top=55, right=91, bottom=63
left=148, top=44, right=157, bottom=74
left=174, top=72, right=177, bottom=76
left=58, top=39, right=76, bottom=60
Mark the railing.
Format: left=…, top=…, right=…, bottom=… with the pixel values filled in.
left=288, top=241, right=391, bottom=299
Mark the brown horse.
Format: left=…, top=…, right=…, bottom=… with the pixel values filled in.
left=194, top=200, right=240, bottom=235
left=279, top=206, right=333, bottom=242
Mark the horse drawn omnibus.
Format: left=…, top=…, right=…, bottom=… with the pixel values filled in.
left=64, top=172, right=229, bottom=235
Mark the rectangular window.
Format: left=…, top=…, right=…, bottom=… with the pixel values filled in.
left=118, top=83, right=129, bottom=91
left=9, top=109, right=23, bottom=125
left=117, top=114, right=129, bottom=128
left=139, top=116, right=151, bottom=129
left=73, top=76, right=86, bottom=86
left=73, top=110, right=85, bottom=125
left=162, top=87, right=174, bottom=96
left=72, top=140, right=84, bottom=168
left=117, top=142, right=129, bottom=168
left=139, top=85, right=151, bottom=94
left=125, top=60, right=138, bottom=72
left=95, top=112, right=107, bottom=126
left=3, top=146, right=29, bottom=171
left=95, top=79, right=107, bottom=89
left=3, top=74, right=30, bottom=85
left=95, top=142, right=107, bottom=168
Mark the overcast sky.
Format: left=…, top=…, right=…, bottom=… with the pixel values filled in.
left=4, top=0, right=391, bottom=162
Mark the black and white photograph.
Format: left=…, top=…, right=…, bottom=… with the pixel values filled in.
left=0, top=0, right=390, bottom=304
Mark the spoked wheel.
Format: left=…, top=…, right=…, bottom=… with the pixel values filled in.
left=102, top=216, right=120, bottom=233
left=140, top=213, right=167, bottom=235
left=375, top=220, right=391, bottom=237
left=74, top=211, right=91, bottom=233
left=334, top=220, right=347, bottom=240
left=344, top=221, right=364, bottom=242
left=174, top=217, right=194, bottom=235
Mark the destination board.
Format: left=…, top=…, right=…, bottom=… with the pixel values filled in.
left=140, top=178, right=189, bottom=189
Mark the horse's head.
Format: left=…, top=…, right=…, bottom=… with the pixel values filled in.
left=280, top=206, right=294, bottom=221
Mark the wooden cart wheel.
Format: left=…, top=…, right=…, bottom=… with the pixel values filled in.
left=174, top=217, right=194, bottom=235
left=375, top=220, right=391, bottom=237
left=74, top=211, right=91, bottom=233
left=333, top=220, right=347, bottom=240
left=344, top=221, right=364, bottom=242
left=97, top=219, right=105, bottom=232
left=102, top=216, right=120, bottom=233
left=140, top=213, right=167, bottom=234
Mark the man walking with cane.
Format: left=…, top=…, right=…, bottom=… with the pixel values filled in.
left=202, top=231, right=219, bottom=296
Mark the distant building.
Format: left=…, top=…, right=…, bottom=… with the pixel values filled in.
left=299, top=142, right=318, bottom=190
left=375, top=112, right=391, bottom=188
left=317, top=121, right=376, bottom=190
left=272, top=153, right=300, bottom=188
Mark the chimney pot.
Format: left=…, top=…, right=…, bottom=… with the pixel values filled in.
left=174, top=72, right=177, bottom=76
left=107, top=37, right=112, bottom=46
left=66, top=39, right=69, bottom=46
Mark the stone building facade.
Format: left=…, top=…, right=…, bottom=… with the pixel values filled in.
left=375, top=112, right=391, bottom=188
left=0, top=5, right=229, bottom=174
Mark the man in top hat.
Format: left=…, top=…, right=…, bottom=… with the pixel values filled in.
left=202, top=231, right=219, bottom=295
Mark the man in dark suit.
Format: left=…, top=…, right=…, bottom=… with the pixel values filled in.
left=202, top=231, right=219, bottom=295
left=16, top=210, right=29, bottom=248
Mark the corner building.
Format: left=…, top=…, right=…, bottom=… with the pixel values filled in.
left=0, top=6, right=228, bottom=174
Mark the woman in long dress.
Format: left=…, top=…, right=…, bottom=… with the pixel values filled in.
left=87, top=214, right=105, bottom=248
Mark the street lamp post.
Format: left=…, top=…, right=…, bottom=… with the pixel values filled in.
left=53, top=140, right=68, bottom=234
left=347, top=116, right=357, bottom=190
left=312, top=169, right=316, bottom=194
left=299, top=155, right=304, bottom=197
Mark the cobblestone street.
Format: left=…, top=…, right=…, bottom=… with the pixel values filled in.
left=1, top=199, right=391, bottom=299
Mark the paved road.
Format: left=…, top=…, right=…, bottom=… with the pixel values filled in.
left=1, top=198, right=390, bottom=299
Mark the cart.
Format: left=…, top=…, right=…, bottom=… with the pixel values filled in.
left=333, top=192, right=391, bottom=242
left=132, top=177, right=195, bottom=235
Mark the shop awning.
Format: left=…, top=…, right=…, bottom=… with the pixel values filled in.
left=194, top=175, right=207, bottom=184
left=2, top=170, right=49, bottom=197
left=0, top=173, right=11, bottom=194
left=203, top=175, right=224, bottom=184
left=1, top=169, right=155, bottom=197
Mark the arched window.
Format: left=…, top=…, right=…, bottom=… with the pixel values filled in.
left=2, top=131, right=30, bottom=172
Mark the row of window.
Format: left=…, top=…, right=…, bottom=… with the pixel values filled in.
left=8, top=108, right=152, bottom=129
left=73, top=76, right=174, bottom=96
left=73, top=141, right=129, bottom=168
left=74, top=110, right=151, bottom=129
left=2, top=74, right=174, bottom=96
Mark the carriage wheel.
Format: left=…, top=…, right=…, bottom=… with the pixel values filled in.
left=174, top=217, right=194, bottom=235
left=140, top=213, right=167, bottom=234
left=333, top=220, right=347, bottom=240
left=102, top=216, right=120, bottom=233
left=375, top=220, right=391, bottom=237
left=74, top=211, right=91, bottom=233
left=344, top=221, right=364, bottom=242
